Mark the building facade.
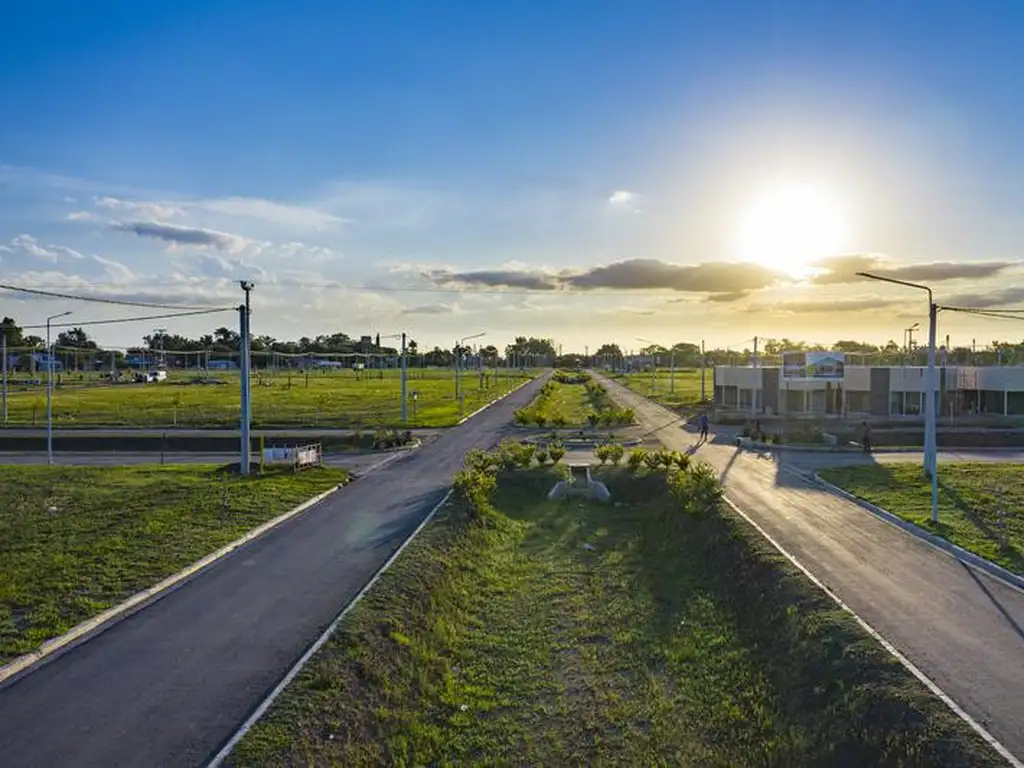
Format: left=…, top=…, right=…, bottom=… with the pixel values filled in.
left=714, top=364, right=1024, bottom=418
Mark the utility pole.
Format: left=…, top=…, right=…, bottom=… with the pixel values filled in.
left=239, top=281, right=254, bottom=476
left=751, top=336, right=759, bottom=417
left=1, top=329, right=7, bottom=425
left=700, top=340, right=706, bottom=404
left=400, top=332, right=408, bottom=423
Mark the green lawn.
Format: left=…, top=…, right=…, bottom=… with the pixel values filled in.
left=515, top=375, right=633, bottom=428
left=0, top=368, right=535, bottom=429
left=610, top=368, right=707, bottom=409
left=0, top=464, right=349, bottom=663
left=820, top=462, right=1024, bottom=574
left=229, top=466, right=997, bottom=767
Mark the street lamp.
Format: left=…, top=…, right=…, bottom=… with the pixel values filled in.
left=636, top=337, right=664, bottom=395
left=902, top=323, right=920, bottom=417
left=455, top=332, right=486, bottom=407
left=46, top=310, right=72, bottom=465
left=380, top=332, right=409, bottom=422
left=857, top=271, right=938, bottom=523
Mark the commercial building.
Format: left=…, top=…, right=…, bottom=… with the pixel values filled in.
left=714, top=363, right=1024, bottom=418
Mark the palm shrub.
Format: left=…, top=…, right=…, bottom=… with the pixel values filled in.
left=535, top=449, right=549, bottom=465
left=548, top=442, right=566, bottom=464
left=627, top=448, right=647, bottom=471
left=608, top=443, right=625, bottom=465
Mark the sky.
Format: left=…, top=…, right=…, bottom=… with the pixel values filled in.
left=1, top=0, right=1023, bottom=353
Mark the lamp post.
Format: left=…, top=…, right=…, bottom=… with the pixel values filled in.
left=902, top=322, right=919, bottom=417
left=636, top=338, right=663, bottom=395
left=455, top=332, right=485, bottom=409
left=239, top=281, right=254, bottom=476
left=380, top=332, right=409, bottom=422
left=858, top=272, right=938, bottom=523
left=46, top=310, right=72, bottom=465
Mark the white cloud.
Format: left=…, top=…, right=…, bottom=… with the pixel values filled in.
left=67, top=211, right=95, bottom=221
left=607, top=189, right=642, bottom=213
left=196, top=197, right=346, bottom=230
left=0, top=234, right=84, bottom=262
left=94, top=196, right=185, bottom=220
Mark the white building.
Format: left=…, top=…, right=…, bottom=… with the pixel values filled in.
left=714, top=364, right=1024, bottom=418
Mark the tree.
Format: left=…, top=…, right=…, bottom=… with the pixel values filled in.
left=55, top=327, right=97, bottom=349
left=0, top=317, right=24, bottom=348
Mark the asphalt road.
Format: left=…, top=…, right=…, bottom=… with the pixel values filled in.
left=0, top=378, right=544, bottom=768
left=598, top=375, right=1024, bottom=762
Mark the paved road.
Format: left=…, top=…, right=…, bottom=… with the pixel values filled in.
left=0, top=427, right=441, bottom=437
left=597, top=375, right=1024, bottom=761
left=0, top=378, right=544, bottom=768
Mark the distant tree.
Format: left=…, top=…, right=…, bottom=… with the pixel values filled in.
left=0, top=317, right=25, bottom=348
left=55, top=327, right=97, bottom=349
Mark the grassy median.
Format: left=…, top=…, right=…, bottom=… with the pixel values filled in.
left=610, top=368, right=705, bottom=409
left=229, top=459, right=999, bottom=766
left=820, top=462, right=1024, bottom=574
left=0, top=465, right=349, bottom=663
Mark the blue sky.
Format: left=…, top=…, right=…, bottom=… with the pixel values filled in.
left=2, top=0, right=1022, bottom=350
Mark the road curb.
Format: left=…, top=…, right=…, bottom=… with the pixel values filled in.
left=812, top=473, right=1024, bottom=593
left=207, top=488, right=456, bottom=767
left=0, top=449, right=422, bottom=689
left=456, top=376, right=536, bottom=425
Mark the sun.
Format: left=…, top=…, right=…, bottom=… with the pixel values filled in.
left=735, top=183, right=849, bottom=279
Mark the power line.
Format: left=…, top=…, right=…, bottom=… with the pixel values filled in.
left=0, top=283, right=233, bottom=311
left=19, top=307, right=234, bottom=331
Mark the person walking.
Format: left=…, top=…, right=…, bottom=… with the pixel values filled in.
left=699, top=412, right=710, bottom=442
left=862, top=421, right=872, bottom=453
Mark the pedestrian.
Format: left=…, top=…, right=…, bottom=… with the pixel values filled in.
left=699, top=412, right=710, bottom=442
left=862, top=421, right=872, bottom=453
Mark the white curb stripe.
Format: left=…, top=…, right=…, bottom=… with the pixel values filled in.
left=206, top=488, right=455, bottom=767
left=723, top=496, right=1022, bottom=768
left=456, top=376, right=536, bottom=425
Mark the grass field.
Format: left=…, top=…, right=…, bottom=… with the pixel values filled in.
left=0, top=368, right=535, bottom=429
left=610, top=368, right=708, bottom=409
left=0, top=464, right=349, bottom=663
left=820, top=462, right=1024, bottom=574
left=229, top=465, right=997, bottom=767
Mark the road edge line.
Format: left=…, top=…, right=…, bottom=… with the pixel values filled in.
left=812, top=473, right=1024, bottom=594
left=722, top=495, right=1022, bottom=768
left=456, top=376, right=535, bottom=425
left=205, top=488, right=455, bottom=767
left=0, top=448, right=419, bottom=688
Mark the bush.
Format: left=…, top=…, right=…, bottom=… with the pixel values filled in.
left=594, top=444, right=613, bottom=465
left=627, top=448, right=647, bottom=471
left=587, top=411, right=600, bottom=429
left=643, top=451, right=664, bottom=471
left=535, top=449, right=548, bottom=465
left=464, top=448, right=497, bottom=473
left=534, top=413, right=548, bottom=428
left=667, top=460, right=722, bottom=513
left=608, top=443, right=625, bottom=466
left=452, top=468, right=497, bottom=521
left=514, top=409, right=530, bottom=425
left=674, top=452, right=691, bottom=471
left=551, top=413, right=568, bottom=428
left=548, top=442, right=566, bottom=464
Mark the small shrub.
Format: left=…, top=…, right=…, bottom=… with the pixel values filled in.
left=627, top=448, right=647, bottom=471
left=608, top=443, right=625, bottom=466
left=551, top=413, right=568, bottom=428
left=643, top=451, right=664, bottom=471
left=674, top=452, right=692, bottom=471
left=452, top=468, right=497, bottom=520
left=587, top=412, right=600, bottom=429
left=548, top=442, right=566, bottom=464
left=668, top=460, right=722, bottom=514
left=464, top=448, right=497, bottom=473
left=594, top=444, right=612, bottom=465
left=534, top=413, right=548, bottom=428
left=514, top=409, right=530, bottom=425
left=771, top=433, right=782, bottom=445
left=535, top=449, right=549, bottom=465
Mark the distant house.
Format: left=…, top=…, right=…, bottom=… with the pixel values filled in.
left=207, top=359, right=238, bottom=370
left=31, top=353, right=64, bottom=372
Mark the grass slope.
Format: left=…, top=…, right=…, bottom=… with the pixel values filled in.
left=230, top=468, right=998, bottom=767
left=820, top=462, right=1024, bottom=574
left=1, top=369, right=534, bottom=429
left=0, top=464, right=349, bottom=663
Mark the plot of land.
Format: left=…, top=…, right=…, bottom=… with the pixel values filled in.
left=0, top=464, right=349, bottom=663
left=230, top=467, right=996, bottom=767
left=0, top=368, right=534, bottom=429
left=515, top=373, right=633, bottom=428
left=610, top=368, right=706, bottom=409
left=819, top=462, right=1024, bottom=574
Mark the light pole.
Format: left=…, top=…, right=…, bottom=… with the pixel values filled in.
left=455, top=332, right=485, bottom=409
left=858, top=272, right=938, bottom=523
left=380, top=332, right=409, bottom=422
left=239, top=281, right=254, bottom=476
left=636, top=338, right=661, bottom=395
left=46, top=310, right=72, bottom=465
left=902, top=322, right=919, bottom=416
